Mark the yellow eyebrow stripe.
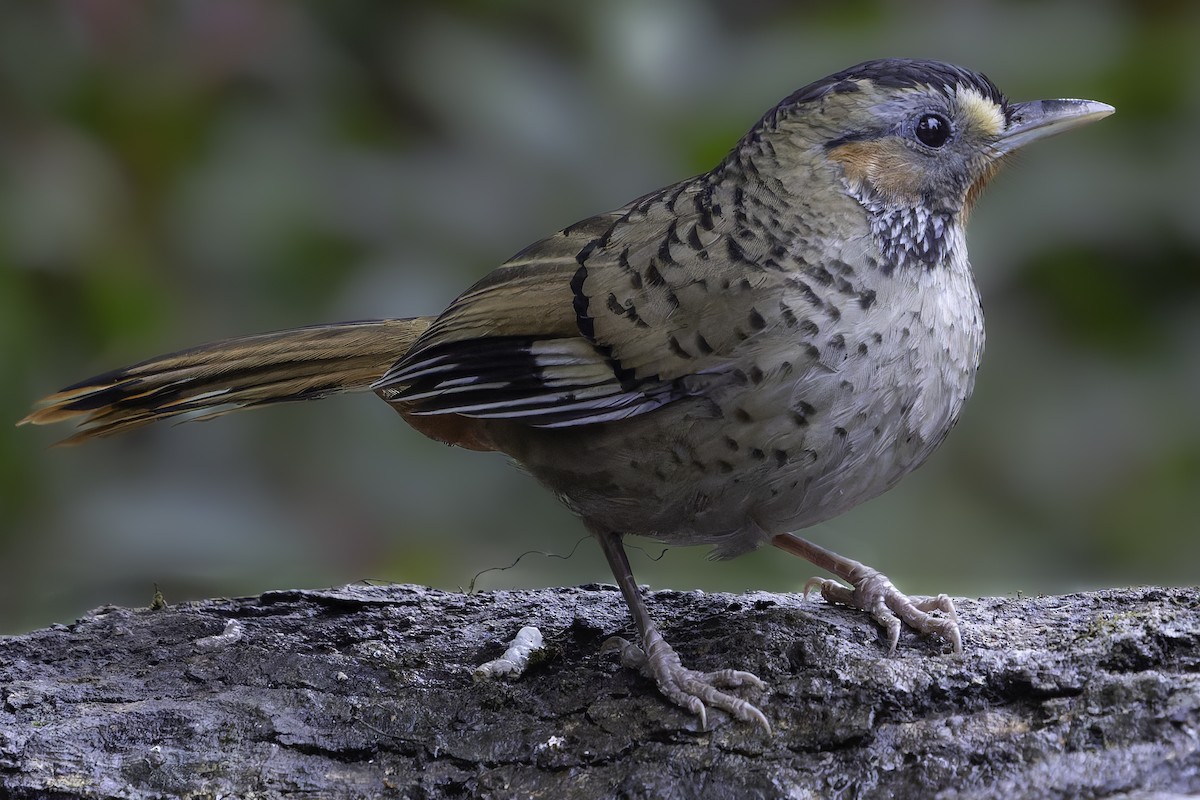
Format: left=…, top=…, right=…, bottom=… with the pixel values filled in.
left=956, top=85, right=1006, bottom=138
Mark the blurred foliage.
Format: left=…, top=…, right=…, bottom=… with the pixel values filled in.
left=2, top=0, right=1198, bottom=634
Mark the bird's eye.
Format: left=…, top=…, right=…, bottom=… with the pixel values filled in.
left=914, top=113, right=952, bottom=148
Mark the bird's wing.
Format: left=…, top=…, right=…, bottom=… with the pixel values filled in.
left=378, top=178, right=805, bottom=427
left=571, top=179, right=800, bottom=384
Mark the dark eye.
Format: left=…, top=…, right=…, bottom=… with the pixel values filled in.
left=915, top=113, right=951, bottom=148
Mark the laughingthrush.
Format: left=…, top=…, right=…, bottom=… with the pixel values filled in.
left=21, top=59, right=1113, bottom=732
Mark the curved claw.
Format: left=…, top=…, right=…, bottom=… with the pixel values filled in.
left=701, top=668, right=767, bottom=691
left=806, top=571, right=962, bottom=655
left=604, top=628, right=772, bottom=734
left=602, top=635, right=644, bottom=665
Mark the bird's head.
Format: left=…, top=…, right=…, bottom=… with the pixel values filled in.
left=737, top=58, right=1113, bottom=270
left=779, top=59, right=1112, bottom=214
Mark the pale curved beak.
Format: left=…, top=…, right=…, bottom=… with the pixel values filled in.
left=997, top=99, right=1115, bottom=154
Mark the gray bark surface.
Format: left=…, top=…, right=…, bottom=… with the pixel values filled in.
left=0, top=583, right=1197, bottom=799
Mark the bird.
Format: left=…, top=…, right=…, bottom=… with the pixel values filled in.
left=20, top=58, right=1113, bottom=733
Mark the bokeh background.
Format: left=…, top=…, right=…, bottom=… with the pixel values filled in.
left=2, top=1, right=1197, bottom=634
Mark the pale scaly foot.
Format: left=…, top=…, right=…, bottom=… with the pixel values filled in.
left=596, top=528, right=772, bottom=732
left=774, top=532, right=962, bottom=654
left=603, top=623, right=770, bottom=733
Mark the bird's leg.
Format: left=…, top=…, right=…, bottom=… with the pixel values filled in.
left=595, top=529, right=770, bottom=733
left=772, top=532, right=962, bottom=654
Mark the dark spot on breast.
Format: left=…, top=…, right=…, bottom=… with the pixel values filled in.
left=717, top=460, right=735, bottom=474
left=723, top=436, right=740, bottom=451
left=735, top=408, right=752, bottom=423
left=857, top=342, right=869, bottom=356
left=748, top=366, right=764, bottom=384
left=827, top=334, right=845, bottom=350
left=630, top=271, right=643, bottom=289
left=789, top=277, right=821, bottom=307
left=834, top=426, right=848, bottom=438
left=750, top=448, right=765, bottom=460
left=646, top=263, right=666, bottom=286
left=810, top=266, right=834, bottom=286
left=696, top=334, right=714, bottom=355
left=859, top=289, right=876, bottom=310
left=780, top=305, right=798, bottom=327
left=726, top=236, right=748, bottom=263
left=791, top=400, right=814, bottom=426
left=668, top=335, right=691, bottom=359
left=748, top=308, right=766, bottom=330
left=830, top=259, right=856, bottom=277
left=772, top=449, right=788, bottom=467
left=798, top=320, right=819, bottom=337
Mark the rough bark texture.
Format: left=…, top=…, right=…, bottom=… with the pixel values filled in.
left=0, top=583, right=1197, bottom=799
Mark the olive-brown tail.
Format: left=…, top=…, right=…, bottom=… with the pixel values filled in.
left=19, top=318, right=432, bottom=445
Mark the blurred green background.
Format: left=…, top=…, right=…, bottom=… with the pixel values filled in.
left=2, top=1, right=1198, bottom=634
